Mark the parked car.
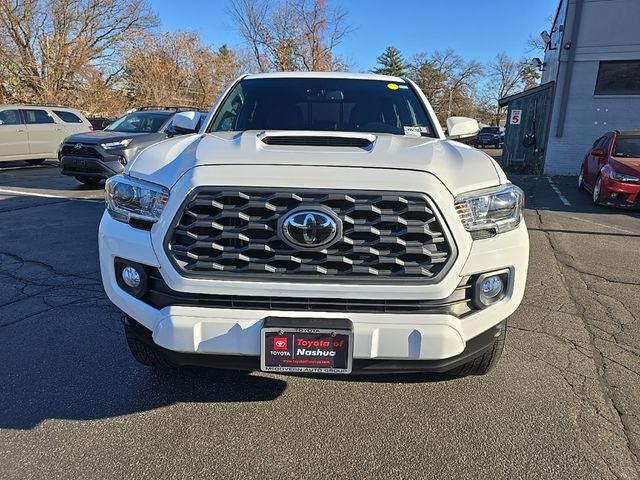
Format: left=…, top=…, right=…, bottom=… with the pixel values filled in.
left=0, top=105, right=91, bottom=165
left=475, top=127, right=504, bottom=149
left=60, top=107, right=206, bottom=185
left=578, top=130, right=640, bottom=208
left=88, top=117, right=114, bottom=131
left=100, top=73, right=529, bottom=377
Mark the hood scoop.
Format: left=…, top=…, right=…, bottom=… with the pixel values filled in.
left=258, top=131, right=375, bottom=149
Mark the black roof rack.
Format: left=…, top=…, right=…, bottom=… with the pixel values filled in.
left=134, top=106, right=208, bottom=113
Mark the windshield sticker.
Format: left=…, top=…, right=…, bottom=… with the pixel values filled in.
left=399, top=84, right=409, bottom=89
left=387, top=83, right=400, bottom=90
left=404, top=126, right=430, bottom=137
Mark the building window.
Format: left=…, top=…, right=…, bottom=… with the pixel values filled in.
left=595, top=60, right=640, bottom=95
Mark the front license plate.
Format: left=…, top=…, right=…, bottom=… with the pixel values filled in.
left=261, top=318, right=353, bottom=374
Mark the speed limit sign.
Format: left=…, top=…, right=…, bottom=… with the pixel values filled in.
left=510, top=109, right=522, bottom=125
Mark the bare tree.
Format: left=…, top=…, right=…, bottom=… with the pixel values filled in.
left=74, top=66, right=129, bottom=115
left=0, top=0, right=157, bottom=105
left=122, top=32, right=240, bottom=108
left=409, top=49, right=483, bottom=122
left=526, top=35, right=546, bottom=55
left=484, top=53, right=539, bottom=125
left=527, top=14, right=555, bottom=54
left=227, top=0, right=353, bottom=72
left=227, top=0, right=271, bottom=72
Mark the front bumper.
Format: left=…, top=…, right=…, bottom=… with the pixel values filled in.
left=600, top=176, right=640, bottom=208
left=125, top=315, right=506, bottom=374
left=60, top=144, right=126, bottom=179
left=476, top=137, right=502, bottom=146
left=99, top=165, right=529, bottom=368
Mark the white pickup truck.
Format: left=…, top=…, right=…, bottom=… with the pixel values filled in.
left=99, top=72, right=529, bottom=376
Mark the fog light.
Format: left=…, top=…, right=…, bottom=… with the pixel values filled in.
left=122, top=266, right=141, bottom=288
left=114, top=258, right=148, bottom=299
left=481, top=275, right=503, bottom=300
left=473, top=269, right=510, bottom=309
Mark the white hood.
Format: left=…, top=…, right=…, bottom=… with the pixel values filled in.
left=127, top=131, right=504, bottom=196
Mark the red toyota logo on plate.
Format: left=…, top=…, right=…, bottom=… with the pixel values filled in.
left=273, top=337, right=288, bottom=350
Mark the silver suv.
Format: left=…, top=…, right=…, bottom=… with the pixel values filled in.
left=0, top=105, right=91, bottom=165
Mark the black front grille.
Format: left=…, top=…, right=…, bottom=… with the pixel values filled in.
left=63, top=164, right=103, bottom=174
left=166, top=188, right=455, bottom=282
left=261, top=136, right=373, bottom=148
left=143, top=268, right=472, bottom=316
left=61, top=145, right=101, bottom=159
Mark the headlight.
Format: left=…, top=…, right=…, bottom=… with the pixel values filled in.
left=101, top=138, right=133, bottom=150
left=105, top=175, right=169, bottom=225
left=454, top=184, right=524, bottom=234
left=609, top=169, right=639, bottom=183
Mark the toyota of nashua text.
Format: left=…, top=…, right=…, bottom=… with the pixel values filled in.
left=100, top=72, right=529, bottom=376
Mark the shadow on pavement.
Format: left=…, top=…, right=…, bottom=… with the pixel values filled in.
left=309, top=372, right=457, bottom=383
left=0, top=162, right=104, bottom=196
left=0, top=318, right=288, bottom=430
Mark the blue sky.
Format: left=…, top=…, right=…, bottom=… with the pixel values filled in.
left=151, top=0, right=558, bottom=69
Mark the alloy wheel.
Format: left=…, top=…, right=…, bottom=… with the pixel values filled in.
left=578, top=167, right=584, bottom=189
left=593, top=176, right=602, bottom=204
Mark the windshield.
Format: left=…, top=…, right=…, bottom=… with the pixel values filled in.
left=105, top=112, right=171, bottom=133
left=480, top=127, right=500, bottom=134
left=613, top=137, right=640, bottom=158
left=209, top=78, right=435, bottom=137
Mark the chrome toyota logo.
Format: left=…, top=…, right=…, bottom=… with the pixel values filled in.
left=74, top=143, right=83, bottom=150
left=280, top=209, right=340, bottom=249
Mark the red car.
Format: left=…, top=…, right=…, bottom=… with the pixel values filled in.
left=578, top=130, right=640, bottom=207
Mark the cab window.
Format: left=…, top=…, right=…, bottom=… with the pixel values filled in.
left=22, top=109, right=55, bottom=124
left=53, top=110, right=83, bottom=123
left=0, top=109, right=22, bottom=125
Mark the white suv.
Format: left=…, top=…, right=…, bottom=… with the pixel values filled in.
left=99, top=72, right=529, bottom=376
left=0, top=105, right=91, bottom=165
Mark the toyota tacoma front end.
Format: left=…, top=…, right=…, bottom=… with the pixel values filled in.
left=99, top=72, right=529, bottom=376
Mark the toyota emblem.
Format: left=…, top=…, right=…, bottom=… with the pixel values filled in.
left=74, top=143, right=83, bottom=150
left=280, top=209, right=340, bottom=249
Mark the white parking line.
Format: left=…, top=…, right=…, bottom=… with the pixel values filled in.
left=547, top=177, right=572, bottom=206
left=0, top=164, right=52, bottom=172
left=0, top=187, right=103, bottom=203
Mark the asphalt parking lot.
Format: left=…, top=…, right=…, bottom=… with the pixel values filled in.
left=1, top=159, right=639, bottom=479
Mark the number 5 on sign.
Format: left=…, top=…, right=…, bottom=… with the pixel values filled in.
left=510, top=109, right=522, bottom=125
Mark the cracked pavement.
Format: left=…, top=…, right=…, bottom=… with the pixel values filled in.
left=1, top=165, right=639, bottom=479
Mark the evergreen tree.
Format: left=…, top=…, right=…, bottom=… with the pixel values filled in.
left=373, top=46, right=409, bottom=76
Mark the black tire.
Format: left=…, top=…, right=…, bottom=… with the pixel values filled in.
left=446, top=332, right=506, bottom=376
left=125, top=334, right=175, bottom=368
left=75, top=176, right=102, bottom=186
left=26, top=159, right=45, bottom=166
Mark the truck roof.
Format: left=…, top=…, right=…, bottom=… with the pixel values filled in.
left=243, top=71, right=406, bottom=83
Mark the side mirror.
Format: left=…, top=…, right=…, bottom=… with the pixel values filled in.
left=591, top=148, right=606, bottom=157
left=172, top=111, right=199, bottom=135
